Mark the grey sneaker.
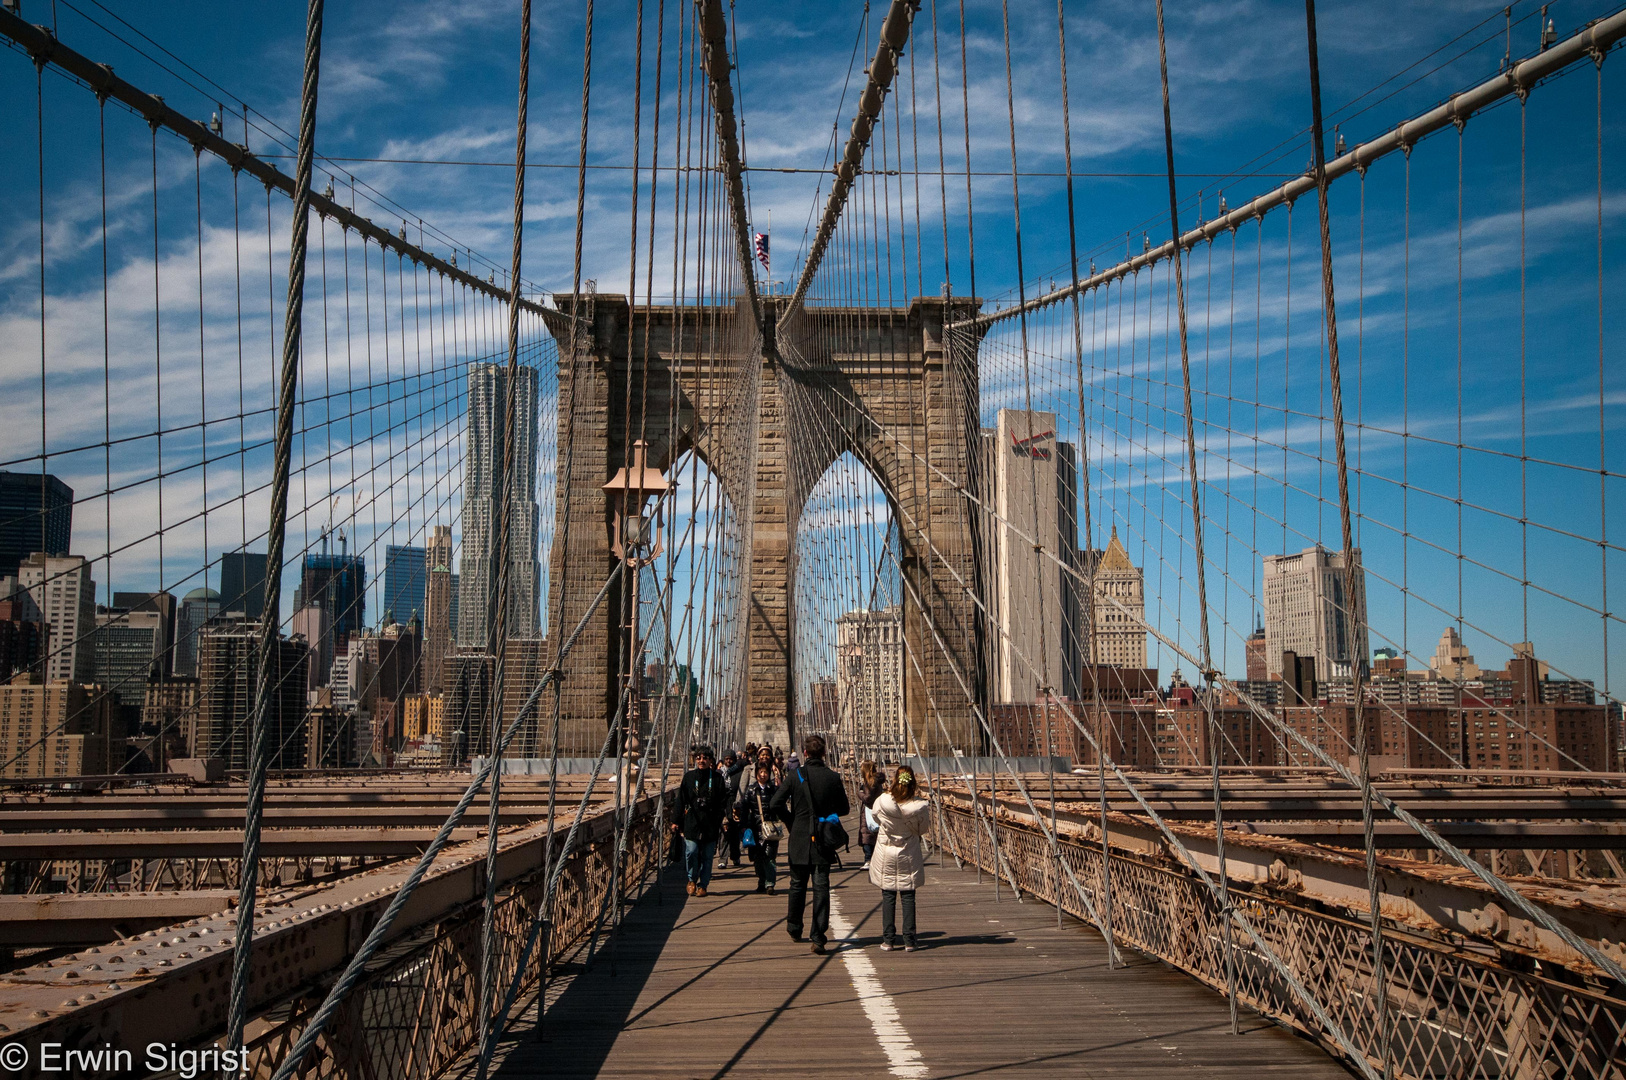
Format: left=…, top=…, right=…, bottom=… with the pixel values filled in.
left=878, top=942, right=895, bottom=951
left=904, top=944, right=918, bottom=952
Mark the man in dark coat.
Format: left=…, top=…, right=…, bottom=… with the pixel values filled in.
left=769, top=734, right=851, bottom=953
left=675, top=746, right=727, bottom=896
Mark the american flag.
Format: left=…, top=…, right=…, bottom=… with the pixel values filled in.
left=753, top=231, right=770, bottom=272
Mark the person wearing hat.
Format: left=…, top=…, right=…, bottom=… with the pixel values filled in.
left=675, top=745, right=727, bottom=896
left=867, top=766, right=932, bottom=951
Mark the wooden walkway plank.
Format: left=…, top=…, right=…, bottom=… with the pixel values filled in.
left=472, top=843, right=1355, bottom=1078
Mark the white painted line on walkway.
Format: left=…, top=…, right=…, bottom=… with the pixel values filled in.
left=828, top=892, right=929, bottom=1079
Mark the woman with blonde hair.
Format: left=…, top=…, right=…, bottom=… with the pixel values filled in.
left=867, top=767, right=931, bottom=951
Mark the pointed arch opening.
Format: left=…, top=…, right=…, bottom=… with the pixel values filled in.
left=793, top=450, right=903, bottom=763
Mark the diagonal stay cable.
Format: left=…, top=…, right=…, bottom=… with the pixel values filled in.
left=797, top=336, right=1626, bottom=996
left=267, top=560, right=623, bottom=1080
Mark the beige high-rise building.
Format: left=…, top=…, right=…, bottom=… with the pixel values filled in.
left=836, top=606, right=903, bottom=758
left=1429, top=627, right=1481, bottom=681
left=17, top=553, right=95, bottom=685
left=1262, top=545, right=1368, bottom=681
left=425, top=525, right=453, bottom=693
left=1089, top=528, right=1147, bottom=668
left=983, top=409, right=1074, bottom=702
left=0, top=672, right=117, bottom=778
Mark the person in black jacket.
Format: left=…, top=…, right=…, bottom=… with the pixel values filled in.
left=717, top=750, right=746, bottom=869
left=768, top=734, right=851, bottom=953
left=675, top=746, right=727, bottom=896
left=737, top=762, right=782, bottom=895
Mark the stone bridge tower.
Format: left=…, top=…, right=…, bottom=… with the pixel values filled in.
left=543, top=295, right=986, bottom=762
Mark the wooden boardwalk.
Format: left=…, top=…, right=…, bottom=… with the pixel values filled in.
left=473, top=842, right=1354, bottom=1079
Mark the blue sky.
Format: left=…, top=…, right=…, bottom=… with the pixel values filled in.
left=1, top=0, right=1622, bottom=699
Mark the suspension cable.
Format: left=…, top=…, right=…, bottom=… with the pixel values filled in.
left=228, top=0, right=324, bottom=1059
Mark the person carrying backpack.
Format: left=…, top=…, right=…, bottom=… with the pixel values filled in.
left=769, top=734, right=850, bottom=954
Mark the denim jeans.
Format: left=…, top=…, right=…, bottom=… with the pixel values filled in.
left=881, top=888, right=916, bottom=947
left=683, top=839, right=717, bottom=887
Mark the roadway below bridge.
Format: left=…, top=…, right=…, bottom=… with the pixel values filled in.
left=471, top=827, right=1351, bottom=1079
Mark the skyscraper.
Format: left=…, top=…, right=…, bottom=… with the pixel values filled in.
left=219, top=551, right=268, bottom=621
left=836, top=606, right=904, bottom=758
left=0, top=673, right=116, bottom=779
left=91, top=606, right=167, bottom=715
left=1429, top=627, right=1481, bottom=680
left=194, top=624, right=309, bottom=769
left=0, top=591, right=46, bottom=681
left=291, top=602, right=332, bottom=692
left=1263, top=545, right=1368, bottom=681
left=449, top=572, right=460, bottom=640
left=0, top=471, right=72, bottom=578
left=981, top=409, right=1075, bottom=703
left=1244, top=618, right=1269, bottom=681
left=112, top=591, right=177, bottom=678
left=458, top=363, right=541, bottom=648
left=383, top=544, right=427, bottom=624
left=424, top=525, right=453, bottom=693
left=17, top=553, right=96, bottom=685
left=174, top=587, right=220, bottom=678
left=298, top=545, right=366, bottom=651
left=1087, top=528, right=1147, bottom=669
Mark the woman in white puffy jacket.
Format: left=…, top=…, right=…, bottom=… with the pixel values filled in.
left=867, top=768, right=932, bottom=951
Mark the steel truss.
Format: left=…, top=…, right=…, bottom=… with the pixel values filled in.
left=937, top=799, right=1626, bottom=1079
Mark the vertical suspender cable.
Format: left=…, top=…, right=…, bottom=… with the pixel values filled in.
left=996, top=0, right=1065, bottom=909
left=229, top=0, right=324, bottom=1058
left=1153, top=0, right=1237, bottom=1033
left=1053, top=0, right=1118, bottom=966
left=476, top=0, right=533, bottom=1072
left=1303, top=2, right=1387, bottom=1071
left=541, top=0, right=596, bottom=1001
left=36, top=61, right=46, bottom=568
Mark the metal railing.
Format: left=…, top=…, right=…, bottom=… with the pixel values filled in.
left=936, top=801, right=1626, bottom=1079
left=228, top=794, right=665, bottom=1080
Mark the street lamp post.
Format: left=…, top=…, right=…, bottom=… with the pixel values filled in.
left=601, top=439, right=672, bottom=938
left=601, top=439, right=673, bottom=798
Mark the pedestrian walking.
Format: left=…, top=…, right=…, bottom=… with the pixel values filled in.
left=756, top=745, right=781, bottom=787
left=869, top=766, right=931, bottom=951
left=718, top=750, right=746, bottom=868
left=855, top=760, right=885, bottom=869
left=675, top=745, right=727, bottom=896
left=738, top=762, right=783, bottom=894
left=769, top=734, right=850, bottom=954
